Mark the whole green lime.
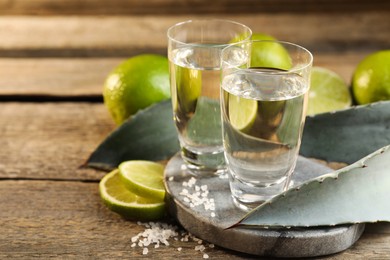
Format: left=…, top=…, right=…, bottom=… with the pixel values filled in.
left=250, top=33, right=292, bottom=70
left=352, top=50, right=390, bottom=105
left=103, top=54, right=170, bottom=125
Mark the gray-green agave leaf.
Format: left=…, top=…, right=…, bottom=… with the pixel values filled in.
left=84, top=100, right=180, bottom=171
left=232, top=145, right=390, bottom=228
left=301, top=101, right=390, bottom=164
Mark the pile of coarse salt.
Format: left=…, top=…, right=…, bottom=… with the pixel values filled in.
left=131, top=221, right=214, bottom=258
left=178, top=176, right=216, bottom=218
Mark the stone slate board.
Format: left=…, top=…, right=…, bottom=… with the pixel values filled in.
left=164, top=154, right=365, bottom=257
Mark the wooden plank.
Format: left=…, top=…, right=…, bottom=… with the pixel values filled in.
left=0, top=102, right=115, bottom=180
left=0, top=0, right=389, bottom=15
left=0, top=58, right=122, bottom=97
left=0, top=53, right=365, bottom=97
left=0, top=180, right=389, bottom=258
left=0, top=13, right=388, bottom=57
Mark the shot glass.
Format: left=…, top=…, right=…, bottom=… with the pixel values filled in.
left=220, top=40, right=313, bottom=211
left=167, top=19, right=252, bottom=175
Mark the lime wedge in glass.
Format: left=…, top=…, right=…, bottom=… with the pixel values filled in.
left=228, top=94, right=258, bottom=133
left=99, top=169, right=165, bottom=220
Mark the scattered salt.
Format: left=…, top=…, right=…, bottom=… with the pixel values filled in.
left=131, top=222, right=214, bottom=257
left=179, top=176, right=216, bottom=217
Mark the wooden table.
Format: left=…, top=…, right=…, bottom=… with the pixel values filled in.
left=1, top=1, right=390, bottom=258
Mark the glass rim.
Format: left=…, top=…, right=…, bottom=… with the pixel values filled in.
left=221, top=39, right=313, bottom=75
left=167, top=19, right=252, bottom=47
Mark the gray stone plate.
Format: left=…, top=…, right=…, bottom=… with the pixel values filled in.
left=164, top=154, right=365, bottom=258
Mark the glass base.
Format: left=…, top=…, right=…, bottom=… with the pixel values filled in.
left=229, top=171, right=293, bottom=211
left=181, top=146, right=226, bottom=176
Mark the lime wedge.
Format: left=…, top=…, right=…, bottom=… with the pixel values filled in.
left=175, top=65, right=202, bottom=113
left=119, top=161, right=166, bottom=201
left=99, top=169, right=165, bottom=220
left=228, top=94, right=258, bottom=133
left=307, top=66, right=352, bottom=115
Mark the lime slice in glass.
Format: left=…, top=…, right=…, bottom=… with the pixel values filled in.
left=229, top=94, right=258, bottom=133
left=308, top=66, right=352, bottom=115
left=119, top=160, right=166, bottom=201
left=99, top=169, right=165, bottom=220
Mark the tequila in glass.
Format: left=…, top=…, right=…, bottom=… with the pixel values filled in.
left=220, top=41, right=313, bottom=210
left=167, top=20, right=252, bottom=174
left=170, top=45, right=224, bottom=172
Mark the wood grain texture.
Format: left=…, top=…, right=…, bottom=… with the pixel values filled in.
left=1, top=0, right=389, bottom=15
left=0, top=180, right=389, bottom=259
left=0, top=58, right=122, bottom=96
left=0, top=180, right=245, bottom=259
left=0, top=53, right=365, bottom=97
left=1, top=7, right=389, bottom=258
left=0, top=13, right=388, bottom=57
left=0, top=102, right=115, bottom=180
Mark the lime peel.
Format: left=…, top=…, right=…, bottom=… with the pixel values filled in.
left=352, top=50, right=390, bottom=105
left=103, top=54, right=170, bottom=125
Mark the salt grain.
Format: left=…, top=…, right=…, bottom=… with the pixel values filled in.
left=195, top=245, right=206, bottom=252
left=142, top=248, right=148, bottom=255
left=203, top=253, right=209, bottom=259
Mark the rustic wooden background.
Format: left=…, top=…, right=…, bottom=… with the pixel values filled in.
left=1, top=0, right=390, bottom=258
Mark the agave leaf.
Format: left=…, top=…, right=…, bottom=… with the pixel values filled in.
left=85, top=100, right=180, bottom=171
left=301, top=101, right=390, bottom=164
left=232, top=145, right=390, bottom=228
left=86, top=100, right=390, bottom=171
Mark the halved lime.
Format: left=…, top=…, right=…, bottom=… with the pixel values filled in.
left=99, top=169, right=165, bottom=220
left=307, top=66, right=352, bottom=115
left=228, top=94, right=258, bottom=133
left=118, top=161, right=166, bottom=201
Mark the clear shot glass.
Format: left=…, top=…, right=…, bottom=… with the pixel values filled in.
left=220, top=40, right=313, bottom=211
left=167, top=19, right=252, bottom=175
